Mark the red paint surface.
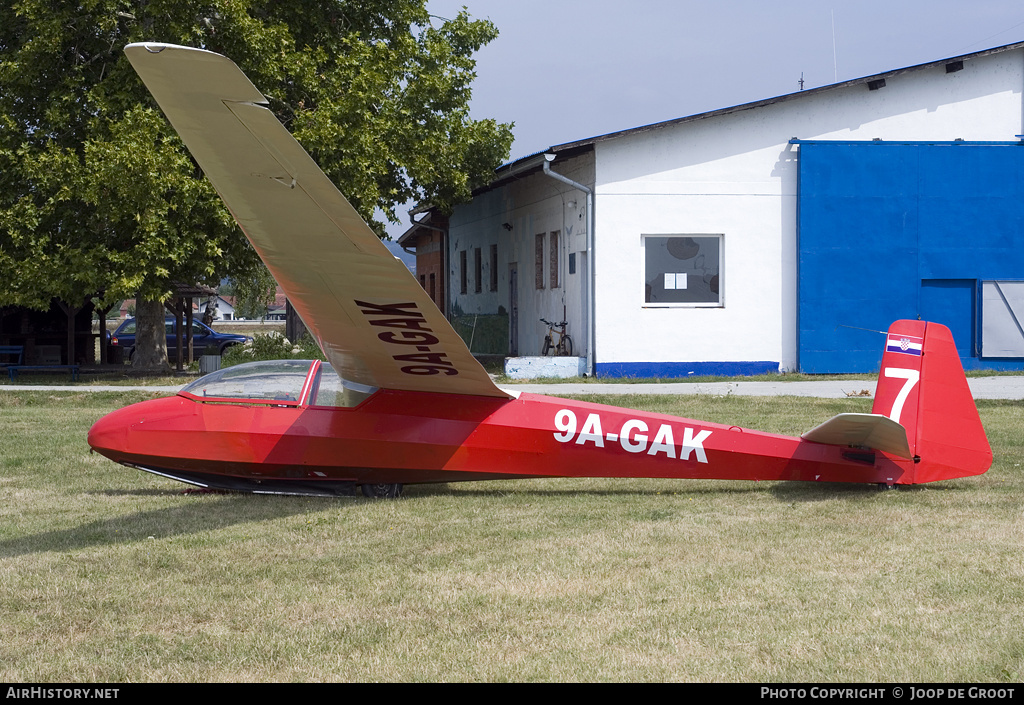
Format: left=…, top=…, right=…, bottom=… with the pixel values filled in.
left=88, top=321, right=991, bottom=490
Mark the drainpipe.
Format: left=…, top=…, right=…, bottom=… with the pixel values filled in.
left=542, top=153, right=595, bottom=377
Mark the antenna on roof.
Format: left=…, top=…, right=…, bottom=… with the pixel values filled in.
left=799, top=72, right=805, bottom=90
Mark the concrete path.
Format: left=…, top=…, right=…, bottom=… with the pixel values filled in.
left=2, top=384, right=187, bottom=393
left=4, top=376, right=1024, bottom=399
left=509, top=377, right=1024, bottom=400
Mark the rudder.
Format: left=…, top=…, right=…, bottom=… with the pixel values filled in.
left=872, top=320, right=991, bottom=483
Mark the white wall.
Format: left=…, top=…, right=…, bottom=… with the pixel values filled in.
left=594, top=49, right=1024, bottom=371
left=449, top=153, right=595, bottom=356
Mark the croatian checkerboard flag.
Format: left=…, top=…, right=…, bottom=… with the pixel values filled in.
left=886, top=334, right=923, bottom=356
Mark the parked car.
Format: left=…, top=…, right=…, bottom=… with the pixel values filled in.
left=111, top=317, right=249, bottom=361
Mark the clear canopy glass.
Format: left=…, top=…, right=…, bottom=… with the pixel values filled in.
left=308, top=363, right=377, bottom=408
left=180, top=360, right=314, bottom=402
left=179, top=360, right=378, bottom=406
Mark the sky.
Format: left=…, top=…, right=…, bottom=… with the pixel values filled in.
left=385, top=0, right=1024, bottom=252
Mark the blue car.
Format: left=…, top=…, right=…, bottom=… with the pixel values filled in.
left=111, top=317, right=249, bottom=361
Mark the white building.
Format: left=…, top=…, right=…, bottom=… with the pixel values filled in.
left=404, top=41, right=1024, bottom=376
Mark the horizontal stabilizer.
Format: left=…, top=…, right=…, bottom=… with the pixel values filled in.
left=801, top=413, right=912, bottom=459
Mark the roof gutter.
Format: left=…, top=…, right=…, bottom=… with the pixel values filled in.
left=407, top=211, right=446, bottom=235
left=496, top=151, right=555, bottom=180
left=542, top=153, right=595, bottom=377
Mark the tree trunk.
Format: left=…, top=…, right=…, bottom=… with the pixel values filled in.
left=95, top=301, right=112, bottom=365
left=132, top=298, right=170, bottom=371
left=56, top=300, right=81, bottom=365
left=185, top=297, right=194, bottom=365
left=173, top=302, right=183, bottom=371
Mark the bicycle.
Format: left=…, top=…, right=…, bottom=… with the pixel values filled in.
left=540, top=318, right=573, bottom=356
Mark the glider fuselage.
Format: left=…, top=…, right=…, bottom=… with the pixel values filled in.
left=88, top=371, right=918, bottom=496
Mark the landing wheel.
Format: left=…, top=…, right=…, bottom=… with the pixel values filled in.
left=877, top=482, right=898, bottom=491
left=360, top=483, right=403, bottom=499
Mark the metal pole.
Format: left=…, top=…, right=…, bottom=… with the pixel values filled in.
left=542, top=155, right=595, bottom=377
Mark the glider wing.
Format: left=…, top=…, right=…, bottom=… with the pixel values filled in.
left=125, top=43, right=507, bottom=398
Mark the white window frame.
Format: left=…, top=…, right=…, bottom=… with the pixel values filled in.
left=640, top=234, right=724, bottom=308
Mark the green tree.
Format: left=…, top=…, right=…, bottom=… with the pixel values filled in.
left=224, top=265, right=277, bottom=321
left=0, top=0, right=512, bottom=368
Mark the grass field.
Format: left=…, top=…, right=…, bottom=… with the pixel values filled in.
left=0, top=390, right=1022, bottom=682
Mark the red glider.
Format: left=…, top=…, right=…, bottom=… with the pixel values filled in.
left=88, top=45, right=992, bottom=498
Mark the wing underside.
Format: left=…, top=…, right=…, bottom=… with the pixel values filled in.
left=125, top=43, right=507, bottom=398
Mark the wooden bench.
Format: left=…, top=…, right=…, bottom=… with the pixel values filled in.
left=1, top=345, right=80, bottom=381
left=0, top=345, right=24, bottom=365
left=7, top=364, right=81, bottom=382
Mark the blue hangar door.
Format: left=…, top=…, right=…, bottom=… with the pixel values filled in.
left=796, top=140, right=1024, bottom=373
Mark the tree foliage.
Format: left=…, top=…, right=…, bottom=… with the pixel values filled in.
left=225, top=265, right=277, bottom=320
left=0, top=0, right=513, bottom=312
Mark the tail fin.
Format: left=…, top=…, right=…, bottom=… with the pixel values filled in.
left=872, top=320, right=992, bottom=483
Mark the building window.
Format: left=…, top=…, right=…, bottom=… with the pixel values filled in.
left=429, top=273, right=436, bottom=301
left=643, top=235, right=723, bottom=306
left=535, top=233, right=545, bottom=289
left=489, top=244, right=498, bottom=292
left=549, top=231, right=560, bottom=289
left=474, top=247, right=482, bottom=293
left=460, top=250, right=467, bottom=295
left=419, top=274, right=426, bottom=290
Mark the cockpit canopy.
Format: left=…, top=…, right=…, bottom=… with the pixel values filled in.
left=179, top=360, right=377, bottom=407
